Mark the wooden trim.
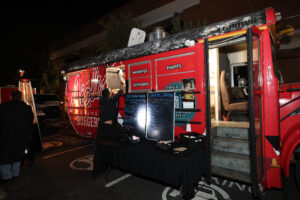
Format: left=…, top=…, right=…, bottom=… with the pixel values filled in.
left=197, top=25, right=267, bottom=44
left=211, top=119, right=250, bottom=128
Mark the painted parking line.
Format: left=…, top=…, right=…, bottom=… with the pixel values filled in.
left=42, top=134, right=64, bottom=140
left=105, top=174, right=132, bottom=188
left=43, top=144, right=93, bottom=159
left=42, top=141, right=63, bottom=150
left=69, top=155, right=94, bottom=171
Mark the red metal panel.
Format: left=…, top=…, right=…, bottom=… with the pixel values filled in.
left=130, top=77, right=152, bottom=91
left=154, top=45, right=206, bottom=139
left=129, top=62, right=151, bottom=78
left=156, top=72, right=196, bottom=91
left=260, top=29, right=281, bottom=189
left=279, top=83, right=300, bottom=120
left=155, top=52, right=196, bottom=76
left=65, top=66, right=107, bottom=138
left=265, top=7, right=276, bottom=25
left=0, top=87, right=18, bottom=104
left=128, top=60, right=153, bottom=92
left=122, top=45, right=207, bottom=140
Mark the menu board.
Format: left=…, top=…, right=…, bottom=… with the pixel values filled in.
left=147, top=92, right=175, bottom=141
left=123, top=93, right=147, bottom=138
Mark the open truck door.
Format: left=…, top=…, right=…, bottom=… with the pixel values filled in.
left=247, top=26, right=264, bottom=198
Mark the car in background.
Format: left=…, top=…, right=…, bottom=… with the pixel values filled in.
left=34, top=94, right=60, bottom=120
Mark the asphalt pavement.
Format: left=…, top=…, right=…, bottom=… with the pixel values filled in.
left=0, top=121, right=287, bottom=200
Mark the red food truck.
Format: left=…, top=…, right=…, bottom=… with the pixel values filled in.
left=63, top=8, right=300, bottom=198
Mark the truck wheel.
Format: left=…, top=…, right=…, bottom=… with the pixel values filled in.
left=296, top=160, right=300, bottom=190
left=282, top=161, right=300, bottom=200
left=295, top=150, right=300, bottom=190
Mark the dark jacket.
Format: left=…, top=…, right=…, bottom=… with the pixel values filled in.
left=99, top=90, right=123, bottom=123
left=0, top=100, right=34, bottom=164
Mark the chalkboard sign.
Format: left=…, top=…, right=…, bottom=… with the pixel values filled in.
left=147, top=92, right=175, bottom=141
left=123, top=93, right=147, bottom=138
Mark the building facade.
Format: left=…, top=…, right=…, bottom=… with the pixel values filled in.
left=50, top=0, right=300, bottom=83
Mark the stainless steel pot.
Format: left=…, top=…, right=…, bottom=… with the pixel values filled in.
left=148, top=26, right=168, bottom=41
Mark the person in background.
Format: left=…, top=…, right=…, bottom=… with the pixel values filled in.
left=183, top=79, right=193, bottom=90
left=92, top=88, right=123, bottom=179
left=0, top=91, right=33, bottom=184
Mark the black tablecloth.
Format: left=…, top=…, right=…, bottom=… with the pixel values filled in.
left=99, top=140, right=208, bottom=199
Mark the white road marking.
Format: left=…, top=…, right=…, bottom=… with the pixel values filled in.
left=42, top=141, right=63, bottom=149
left=105, top=174, right=132, bottom=188
left=42, top=134, right=64, bottom=140
left=69, top=155, right=94, bottom=171
left=162, top=180, right=231, bottom=200
left=43, top=144, right=92, bottom=159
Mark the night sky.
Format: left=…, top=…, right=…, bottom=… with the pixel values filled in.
left=0, top=0, right=129, bottom=86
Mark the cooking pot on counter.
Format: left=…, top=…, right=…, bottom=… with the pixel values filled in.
left=148, top=26, right=168, bottom=41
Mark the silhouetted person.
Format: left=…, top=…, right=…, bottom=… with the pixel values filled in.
left=92, top=88, right=123, bottom=179
left=0, top=90, right=33, bottom=182
left=97, top=88, right=123, bottom=140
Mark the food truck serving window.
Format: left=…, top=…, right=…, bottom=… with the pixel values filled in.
left=106, top=65, right=126, bottom=92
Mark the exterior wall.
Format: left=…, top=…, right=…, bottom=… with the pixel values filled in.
left=50, top=0, right=173, bottom=61
left=184, top=0, right=300, bottom=27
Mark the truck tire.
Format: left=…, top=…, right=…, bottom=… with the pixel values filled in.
left=296, top=160, right=300, bottom=190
